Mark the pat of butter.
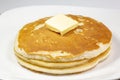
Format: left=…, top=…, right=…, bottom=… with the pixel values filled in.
left=45, top=14, right=78, bottom=35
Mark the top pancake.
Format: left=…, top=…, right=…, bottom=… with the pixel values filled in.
left=17, top=14, right=112, bottom=56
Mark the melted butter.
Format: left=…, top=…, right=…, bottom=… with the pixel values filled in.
left=18, top=14, right=112, bottom=55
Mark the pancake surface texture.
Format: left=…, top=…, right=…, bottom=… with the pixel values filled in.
left=14, top=14, right=112, bottom=74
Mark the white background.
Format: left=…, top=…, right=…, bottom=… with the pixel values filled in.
left=0, top=0, right=120, bottom=13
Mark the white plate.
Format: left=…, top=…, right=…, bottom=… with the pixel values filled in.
left=0, top=5, right=120, bottom=80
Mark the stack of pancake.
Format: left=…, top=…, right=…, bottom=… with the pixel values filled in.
left=14, top=14, right=112, bottom=74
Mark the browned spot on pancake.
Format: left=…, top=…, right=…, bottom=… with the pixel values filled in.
left=18, top=14, right=112, bottom=55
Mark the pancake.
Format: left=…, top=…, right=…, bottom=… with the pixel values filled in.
left=14, top=14, right=112, bottom=74
left=15, top=47, right=110, bottom=74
